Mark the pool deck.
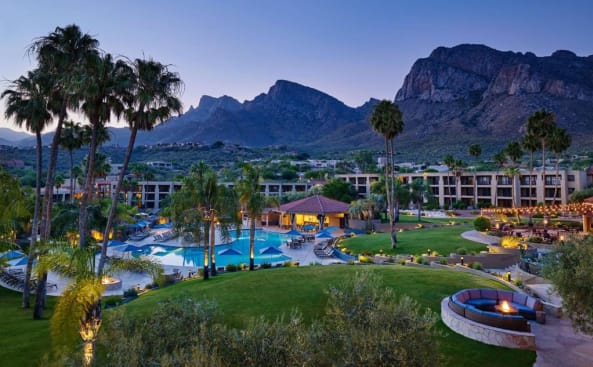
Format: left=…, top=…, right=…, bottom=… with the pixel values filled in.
left=1, top=226, right=344, bottom=296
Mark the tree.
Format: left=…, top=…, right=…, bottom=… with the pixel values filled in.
left=504, top=166, right=521, bottom=220
left=59, top=121, right=85, bottom=202
left=238, top=164, right=278, bottom=271
left=2, top=69, right=51, bottom=308
left=321, top=179, right=357, bottom=203
left=492, top=151, right=507, bottom=207
left=29, top=25, right=99, bottom=319
left=98, top=58, right=183, bottom=275
left=353, top=150, right=375, bottom=173
left=505, top=141, right=523, bottom=165
left=442, top=155, right=455, bottom=209
left=40, top=241, right=160, bottom=366
left=410, top=178, right=431, bottom=222
left=526, top=110, right=557, bottom=207
left=548, top=127, right=571, bottom=204
left=370, top=100, right=404, bottom=248
left=77, top=53, right=128, bottom=249
left=522, top=134, right=539, bottom=207
left=468, top=144, right=482, bottom=207
left=543, top=235, right=593, bottom=335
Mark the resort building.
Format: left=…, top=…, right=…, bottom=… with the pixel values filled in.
left=336, top=168, right=593, bottom=208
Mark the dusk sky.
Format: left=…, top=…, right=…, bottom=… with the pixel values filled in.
left=1, top=0, right=592, bottom=133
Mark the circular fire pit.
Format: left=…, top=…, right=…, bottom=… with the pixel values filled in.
left=101, top=276, right=122, bottom=291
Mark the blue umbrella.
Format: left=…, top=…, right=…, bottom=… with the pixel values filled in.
left=1, top=250, right=25, bottom=260
left=316, top=231, right=333, bottom=239
left=260, top=246, right=283, bottom=255
left=218, top=248, right=242, bottom=256
left=108, top=240, right=126, bottom=247
left=285, top=229, right=302, bottom=236
left=324, top=226, right=339, bottom=232
left=345, top=228, right=365, bottom=235
left=10, top=256, right=33, bottom=266
left=302, top=224, right=315, bottom=231
left=120, top=245, right=141, bottom=252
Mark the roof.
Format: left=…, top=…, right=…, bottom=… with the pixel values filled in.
left=584, top=197, right=593, bottom=205
left=277, top=195, right=349, bottom=214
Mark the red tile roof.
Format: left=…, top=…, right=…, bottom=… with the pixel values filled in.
left=278, top=195, right=349, bottom=214
left=584, top=197, right=593, bottom=205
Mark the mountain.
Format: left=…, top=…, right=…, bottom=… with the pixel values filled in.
left=392, top=44, right=593, bottom=158
left=4, top=44, right=592, bottom=159
left=133, top=80, right=380, bottom=150
left=0, top=128, right=32, bottom=142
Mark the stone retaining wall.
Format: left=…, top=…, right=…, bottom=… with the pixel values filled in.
left=441, top=297, right=536, bottom=351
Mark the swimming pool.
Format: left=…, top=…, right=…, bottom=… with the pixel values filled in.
left=131, top=229, right=292, bottom=268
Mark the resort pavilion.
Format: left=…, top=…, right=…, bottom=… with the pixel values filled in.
left=263, top=195, right=349, bottom=230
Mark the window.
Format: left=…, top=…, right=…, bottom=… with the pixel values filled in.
left=497, top=176, right=511, bottom=185
left=476, top=176, right=491, bottom=185
left=520, top=176, right=536, bottom=185
left=568, top=175, right=575, bottom=182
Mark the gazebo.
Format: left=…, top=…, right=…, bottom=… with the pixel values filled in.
left=273, top=195, right=349, bottom=230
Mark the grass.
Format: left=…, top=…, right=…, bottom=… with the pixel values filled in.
left=118, top=265, right=535, bottom=367
left=341, top=224, right=487, bottom=256
left=0, top=287, right=57, bottom=367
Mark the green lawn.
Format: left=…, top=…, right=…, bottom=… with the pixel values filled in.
left=120, top=265, right=535, bottom=367
left=0, top=287, right=57, bottom=367
left=342, top=224, right=487, bottom=256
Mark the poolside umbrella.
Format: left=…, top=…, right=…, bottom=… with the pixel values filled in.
left=285, top=229, right=302, bottom=236
left=10, top=256, right=33, bottom=266
left=1, top=250, right=25, bottom=260
left=260, top=246, right=283, bottom=255
left=302, top=224, right=315, bottom=231
left=316, top=231, right=333, bottom=239
left=345, top=228, right=365, bottom=235
left=108, top=240, right=126, bottom=247
left=218, top=248, right=242, bottom=256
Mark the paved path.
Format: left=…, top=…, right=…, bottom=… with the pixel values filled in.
left=462, top=230, right=593, bottom=367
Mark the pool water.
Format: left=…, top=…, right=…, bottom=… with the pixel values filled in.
left=131, top=229, right=292, bottom=268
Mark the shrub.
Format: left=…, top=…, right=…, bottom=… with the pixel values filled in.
left=283, top=261, right=297, bottom=267
left=528, top=236, right=543, bottom=243
left=501, top=236, right=521, bottom=249
left=456, top=247, right=467, bottom=255
left=361, top=250, right=373, bottom=256
left=123, top=288, right=138, bottom=299
left=347, top=260, right=355, bottom=265
left=514, top=279, right=524, bottom=287
left=226, top=263, right=238, bottom=272
left=439, top=258, right=448, bottom=265
left=144, top=283, right=153, bottom=290
left=103, top=295, right=122, bottom=308
left=452, top=201, right=467, bottom=210
left=471, top=262, right=483, bottom=270
left=358, top=255, right=373, bottom=264
left=473, top=216, right=491, bottom=232
left=397, top=258, right=407, bottom=265
left=261, top=262, right=272, bottom=269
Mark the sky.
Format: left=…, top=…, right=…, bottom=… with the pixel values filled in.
left=1, top=0, right=593, bottom=133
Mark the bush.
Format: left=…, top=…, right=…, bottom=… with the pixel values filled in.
left=358, top=255, right=373, bottom=264
left=500, top=236, right=521, bottom=249
left=144, top=283, right=153, bottom=290
left=397, top=258, right=407, bottom=265
left=471, top=262, right=483, bottom=270
left=528, top=236, right=543, bottom=243
left=473, top=216, right=491, bottom=232
left=226, top=263, right=238, bottom=272
left=439, top=258, right=448, bottom=265
left=452, top=201, right=467, bottom=210
left=123, top=288, right=138, bottom=299
left=283, top=261, right=297, bottom=267
left=103, top=295, right=123, bottom=308
left=514, top=279, right=524, bottom=287
left=456, top=247, right=467, bottom=255
left=261, top=262, right=272, bottom=269
left=360, top=250, right=373, bottom=256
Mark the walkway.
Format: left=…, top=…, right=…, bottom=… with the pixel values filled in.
left=462, top=229, right=593, bottom=367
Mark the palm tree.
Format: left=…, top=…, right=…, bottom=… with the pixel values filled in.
left=59, top=121, right=85, bottom=202
left=468, top=144, right=481, bottom=208
left=40, top=242, right=160, bottom=366
left=548, top=127, right=572, bottom=204
left=77, top=53, right=128, bottom=249
left=505, top=141, right=523, bottom=166
left=442, top=154, right=455, bottom=209
left=526, top=110, right=557, bottom=207
left=504, top=166, right=521, bottom=221
left=2, top=69, right=52, bottom=309
left=410, top=178, right=431, bottom=222
left=522, top=133, right=539, bottom=207
left=237, top=164, right=280, bottom=270
left=369, top=100, right=404, bottom=248
left=492, top=151, right=507, bottom=207
left=98, top=58, right=183, bottom=275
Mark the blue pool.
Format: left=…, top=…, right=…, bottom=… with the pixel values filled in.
left=131, top=229, right=292, bottom=267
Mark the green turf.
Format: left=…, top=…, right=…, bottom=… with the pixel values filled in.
left=342, top=224, right=487, bottom=256
left=0, top=287, right=57, bottom=367
left=120, top=265, right=535, bottom=367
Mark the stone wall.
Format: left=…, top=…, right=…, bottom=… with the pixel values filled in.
left=441, top=297, right=536, bottom=351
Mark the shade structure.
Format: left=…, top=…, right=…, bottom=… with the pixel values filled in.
left=316, top=231, right=334, bottom=239
left=302, top=224, right=316, bottom=231
left=1, top=250, right=25, bottom=260
left=120, top=245, right=141, bottom=252
left=218, top=248, right=242, bottom=256
left=285, top=229, right=303, bottom=236
left=10, top=256, right=33, bottom=266
left=259, top=246, right=283, bottom=255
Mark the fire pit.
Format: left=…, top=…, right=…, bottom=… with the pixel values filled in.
left=101, top=276, right=122, bottom=291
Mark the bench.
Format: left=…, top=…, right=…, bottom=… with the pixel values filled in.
left=448, top=288, right=544, bottom=332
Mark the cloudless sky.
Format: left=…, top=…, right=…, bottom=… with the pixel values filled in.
left=1, top=0, right=592, bottom=132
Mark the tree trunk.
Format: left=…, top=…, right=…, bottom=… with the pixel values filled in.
left=553, top=156, right=561, bottom=205
left=382, top=138, right=394, bottom=248
left=542, top=140, right=547, bottom=207
left=202, top=226, right=209, bottom=280
left=528, top=151, right=533, bottom=207
left=80, top=302, right=102, bottom=367
left=69, top=150, right=74, bottom=203
left=33, top=272, right=48, bottom=319
left=210, top=217, right=217, bottom=276
left=23, top=132, right=43, bottom=308
left=79, top=123, right=99, bottom=248
left=98, top=128, right=138, bottom=275
left=388, top=138, right=398, bottom=248
left=249, top=215, right=256, bottom=270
